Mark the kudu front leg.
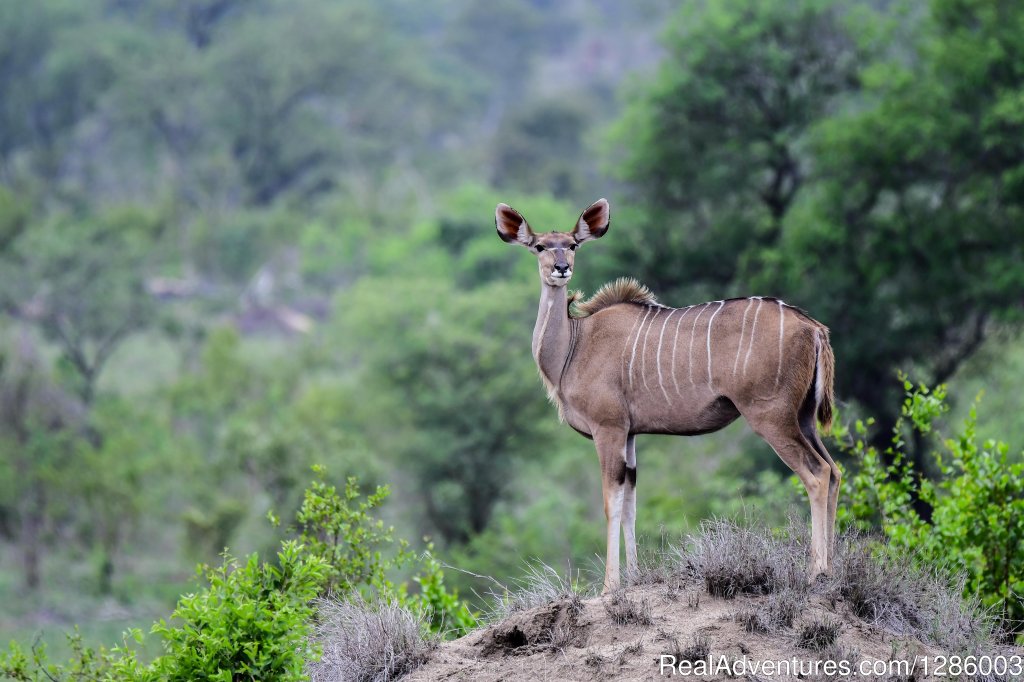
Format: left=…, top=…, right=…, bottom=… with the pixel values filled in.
left=622, top=434, right=638, bottom=583
left=595, top=427, right=630, bottom=594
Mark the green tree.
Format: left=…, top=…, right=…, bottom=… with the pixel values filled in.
left=491, top=98, right=594, bottom=199
left=337, top=276, right=550, bottom=545
left=0, top=207, right=163, bottom=406
left=613, top=0, right=1024, bottom=470
left=0, top=353, right=83, bottom=590
left=782, top=0, right=1024, bottom=438
left=612, top=0, right=866, bottom=300
left=0, top=1, right=121, bottom=187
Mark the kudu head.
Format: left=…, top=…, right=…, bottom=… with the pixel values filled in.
left=495, top=199, right=610, bottom=287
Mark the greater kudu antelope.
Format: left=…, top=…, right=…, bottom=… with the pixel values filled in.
left=495, top=199, right=839, bottom=593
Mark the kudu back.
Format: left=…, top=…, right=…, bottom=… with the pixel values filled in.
left=496, top=199, right=839, bottom=592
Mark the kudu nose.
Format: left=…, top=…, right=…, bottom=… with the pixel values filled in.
left=554, top=263, right=570, bottom=276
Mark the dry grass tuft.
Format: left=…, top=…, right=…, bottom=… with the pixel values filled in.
left=604, top=590, right=654, bottom=626
left=806, top=643, right=860, bottom=682
left=543, top=602, right=589, bottom=653
left=658, top=630, right=710, bottom=664
left=672, top=516, right=1000, bottom=654
left=487, top=562, right=589, bottom=622
left=823, top=536, right=997, bottom=652
left=615, top=640, right=644, bottom=666
left=796, top=617, right=843, bottom=651
left=307, top=595, right=433, bottom=682
left=736, top=588, right=805, bottom=634
left=674, top=517, right=807, bottom=598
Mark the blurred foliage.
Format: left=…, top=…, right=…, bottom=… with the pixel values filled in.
left=336, top=276, right=547, bottom=544
left=0, top=206, right=165, bottom=404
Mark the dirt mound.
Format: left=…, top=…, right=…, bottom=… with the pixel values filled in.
left=408, top=580, right=1017, bottom=681
left=477, top=597, right=585, bottom=657
left=344, top=522, right=1018, bottom=681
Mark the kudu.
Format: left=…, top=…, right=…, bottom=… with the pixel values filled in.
left=496, top=198, right=838, bottom=593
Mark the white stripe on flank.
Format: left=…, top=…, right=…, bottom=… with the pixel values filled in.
left=628, top=307, right=653, bottom=391
left=671, top=306, right=692, bottom=398
left=688, top=303, right=709, bottom=386
left=620, top=306, right=646, bottom=387
left=775, top=300, right=786, bottom=389
left=742, top=298, right=764, bottom=375
left=640, top=307, right=658, bottom=391
left=706, top=300, right=725, bottom=390
left=655, top=309, right=678, bottom=403
left=732, top=298, right=756, bottom=376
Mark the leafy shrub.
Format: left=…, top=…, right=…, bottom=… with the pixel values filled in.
left=399, top=548, right=477, bottom=636
left=147, top=543, right=326, bottom=681
left=835, top=377, right=1024, bottom=640
left=292, top=465, right=476, bottom=636
left=294, top=464, right=412, bottom=594
left=1, top=543, right=325, bottom=681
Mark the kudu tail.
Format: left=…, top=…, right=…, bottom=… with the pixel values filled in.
left=814, top=328, right=835, bottom=432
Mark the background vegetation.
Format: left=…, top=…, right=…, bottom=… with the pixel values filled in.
left=1, top=0, right=1022, bottom=668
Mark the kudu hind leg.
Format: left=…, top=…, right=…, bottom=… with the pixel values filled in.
left=594, top=427, right=629, bottom=594
left=802, top=423, right=841, bottom=567
left=753, top=419, right=832, bottom=580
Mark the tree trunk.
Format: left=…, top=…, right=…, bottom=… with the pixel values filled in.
left=21, top=482, right=44, bottom=590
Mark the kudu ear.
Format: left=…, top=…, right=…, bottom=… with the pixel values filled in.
left=572, top=198, right=610, bottom=244
left=495, top=203, right=536, bottom=248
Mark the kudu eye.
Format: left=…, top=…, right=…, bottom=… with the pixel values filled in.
left=569, top=244, right=577, bottom=251
left=535, top=244, right=545, bottom=252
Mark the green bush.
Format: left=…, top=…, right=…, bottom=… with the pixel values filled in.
left=835, top=376, right=1024, bottom=640
left=1, top=543, right=325, bottom=681
left=293, top=465, right=476, bottom=637
left=147, top=543, right=326, bottom=681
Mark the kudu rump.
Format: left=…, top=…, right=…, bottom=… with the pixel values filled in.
left=496, top=198, right=838, bottom=593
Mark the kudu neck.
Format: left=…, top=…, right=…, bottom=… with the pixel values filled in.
left=533, top=283, right=573, bottom=388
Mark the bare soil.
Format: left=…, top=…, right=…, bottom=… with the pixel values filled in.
left=406, top=581, right=957, bottom=681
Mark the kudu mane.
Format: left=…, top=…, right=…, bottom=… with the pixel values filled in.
left=569, top=277, right=662, bottom=318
